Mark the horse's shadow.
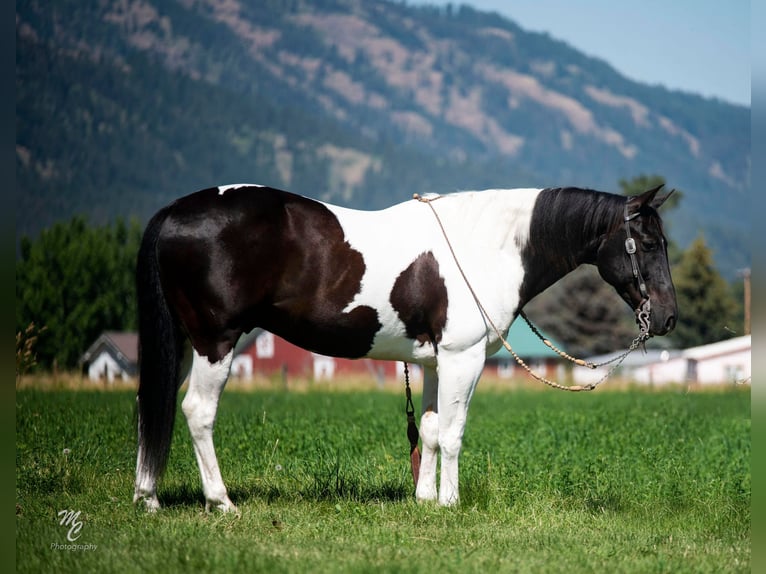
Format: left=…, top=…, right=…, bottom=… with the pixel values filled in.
left=155, top=479, right=411, bottom=511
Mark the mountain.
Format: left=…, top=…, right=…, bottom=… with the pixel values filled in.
left=16, top=0, right=750, bottom=278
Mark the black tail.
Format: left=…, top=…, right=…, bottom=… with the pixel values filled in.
left=135, top=206, right=185, bottom=481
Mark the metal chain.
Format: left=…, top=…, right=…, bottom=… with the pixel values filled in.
left=520, top=300, right=652, bottom=371
left=572, top=300, right=653, bottom=390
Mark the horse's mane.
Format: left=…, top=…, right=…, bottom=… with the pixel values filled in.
left=517, top=187, right=627, bottom=304
left=531, top=187, right=625, bottom=264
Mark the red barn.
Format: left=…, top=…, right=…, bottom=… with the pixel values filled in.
left=231, top=321, right=567, bottom=384
left=231, top=329, right=402, bottom=383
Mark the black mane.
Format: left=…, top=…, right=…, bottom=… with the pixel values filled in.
left=518, top=187, right=625, bottom=306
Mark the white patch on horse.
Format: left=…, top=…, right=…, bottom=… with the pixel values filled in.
left=326, top=188, right=542, bottom=364
left=326, top=201, right=438, bottom=361
left=217, top=183, right=264, bottom=196
left=181, top=349, right=239, bottom=514
left=504, top=188, right=543, bottom=252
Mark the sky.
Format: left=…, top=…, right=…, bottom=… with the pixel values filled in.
left=411, top=0, right=750, bottom=106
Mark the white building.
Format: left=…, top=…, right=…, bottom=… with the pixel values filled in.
left=573, top=335, right=751, bottom=386
left=79, top=332, right=138, bottom=382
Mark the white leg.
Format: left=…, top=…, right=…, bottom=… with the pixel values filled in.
left=436, top=348, right=484, bottom=506
left=182, top=349, right=238, bottom=514
left=134, top=406, right=161, bottom=512
left=416, top=365, right=439, bottom=502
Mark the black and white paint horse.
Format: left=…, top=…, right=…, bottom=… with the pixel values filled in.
left=134, top=184, right=677, bottom=512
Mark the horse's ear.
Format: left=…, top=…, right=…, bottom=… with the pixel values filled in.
left=650, top=188, right=675, bottom=210
left=626, top=184, right=664, bottom=215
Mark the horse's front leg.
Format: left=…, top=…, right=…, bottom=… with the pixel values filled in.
left=416, top=365, right=439, bottom=502
left=435, top=348, right=484, bottom=506
left=182, top=349, right=239, bottom=514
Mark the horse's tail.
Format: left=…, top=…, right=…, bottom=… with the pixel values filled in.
left=135, top=205, right=185, bottom=481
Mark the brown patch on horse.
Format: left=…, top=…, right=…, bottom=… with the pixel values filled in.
left=157, top=185, right=381, bottom=361
left=390, top=251, right=448, bottom=353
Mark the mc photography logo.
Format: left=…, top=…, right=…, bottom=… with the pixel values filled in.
left=50, top=509, right=98, bottom=552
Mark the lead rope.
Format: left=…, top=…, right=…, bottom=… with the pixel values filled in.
left=403, top=363, right=420, bottom=487
left=411, top=193, right=652, bottom=392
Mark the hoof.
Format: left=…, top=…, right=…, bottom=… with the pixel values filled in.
left=415, top=485, right=438, bottom=503
left=438, top=495, right=459, bottom=507
left=133, top=492, right=160, bottom=513
left=205, top=497, right=240, bottom=516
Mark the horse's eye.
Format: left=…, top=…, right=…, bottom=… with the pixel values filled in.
left=642, top=241, right=658, bottom=251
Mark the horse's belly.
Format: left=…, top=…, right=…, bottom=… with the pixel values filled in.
left=258, top=304, right=382, bottom=360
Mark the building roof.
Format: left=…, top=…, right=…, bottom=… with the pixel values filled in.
left=683, top=335, right=750, bottom=360
left=489, top=319, right=567, bottom=360
left=234, top=328, right=264, bottom=354
left=80, top=331, right=138, bottom=365
left=582, top=335, right=751, bottom=367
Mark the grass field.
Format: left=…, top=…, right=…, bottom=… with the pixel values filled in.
left=16, top=381, right=750, bottom=573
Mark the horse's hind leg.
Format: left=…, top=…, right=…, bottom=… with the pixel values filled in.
left=182, top=348, right=238, bottom=513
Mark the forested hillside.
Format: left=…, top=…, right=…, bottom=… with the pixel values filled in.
left=16, top=0, right=750, bottom=277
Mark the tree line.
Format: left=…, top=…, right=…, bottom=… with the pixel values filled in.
left=16, top=177, right=746, bottom=372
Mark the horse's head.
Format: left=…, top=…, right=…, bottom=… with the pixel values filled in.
left=596, top=185, right=678, bottom=337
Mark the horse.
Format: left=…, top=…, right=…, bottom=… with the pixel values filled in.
left=133, top=183, right=677, bottom=512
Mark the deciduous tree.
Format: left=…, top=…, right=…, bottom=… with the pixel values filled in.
left=16, top=217, right=142, bottom=370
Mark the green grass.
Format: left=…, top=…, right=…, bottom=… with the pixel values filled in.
left=16, top=385, right=750, bottom=573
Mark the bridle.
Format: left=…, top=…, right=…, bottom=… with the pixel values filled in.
left=623, top=201, right=652, bottom=340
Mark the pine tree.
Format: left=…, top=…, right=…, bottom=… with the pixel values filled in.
left=670, top=235, right=738, bottom=348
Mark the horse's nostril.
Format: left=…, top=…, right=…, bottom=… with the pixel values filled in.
left=665, top=316, right=676, bottom=332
